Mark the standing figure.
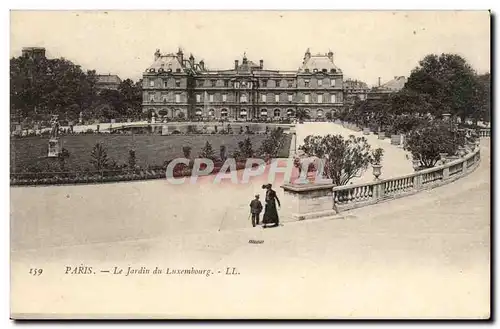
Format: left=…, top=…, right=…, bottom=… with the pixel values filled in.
left=262, top=184, right=281, bottom=228
left=50, top=115, right=59, bottom=138
left=249, top=194, right=263, bottom=227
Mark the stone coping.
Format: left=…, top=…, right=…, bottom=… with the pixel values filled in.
left=282, top=146, right=480, bottom=194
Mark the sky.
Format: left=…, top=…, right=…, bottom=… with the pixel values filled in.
left=10, top=10, right=491, bottom=86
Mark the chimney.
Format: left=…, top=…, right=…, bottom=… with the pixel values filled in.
left=177, top=48, right=184, bottom=65
left=235, top=60, right=239, bottom=70
left=189, top=54, right=195, bottom=66
left=327, top=50, right=333, bottom=60
left=304, top=48, right=311, bottom=62
left=378, top=77, right=381, bottom=87
left=259, top=60, right=263, bottom=69
left=154, top=49, right=161, bottom=61
left=199, top=60, right=205, bottom=71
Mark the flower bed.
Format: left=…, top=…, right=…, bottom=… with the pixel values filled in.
left=10, top=159, right=260, bottom=186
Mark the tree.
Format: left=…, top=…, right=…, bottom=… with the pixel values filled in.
left=295, top=108, right=310, bottom=121
left=404, top=121, right=466, bottom=168
left=199, top=141, right=216, bottom=160
left=118, top=78, right=142, bottom=116
left=259, top=127, right=285, bottom=158
left=10, top=56, right=98, bottom=119
left=182, top=146, right=192, bottom=159
left=389, top=115, right=430, bottom=135
left=128, top=149, right=137, bottom=171
left=58, top=148, right=70, bottom=171
left=472, top=73, right=491, bottom=124
left=238, top=137, right=254, bottom=159
left=404, top=53, right=479, bottom=121
left=90, top=143, right=109, bottom=171
left=299, top=134, right=373, bottom=186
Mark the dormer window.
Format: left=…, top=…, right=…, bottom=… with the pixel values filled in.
left=330, top=69, right=336, bottom=73
left=305, top=69, right=310, bottom=73
left=176, top=68, right=181, bottom=73
left=322, top=69, right=327, bottom=73
left=313, top=69, right=318, bottom=73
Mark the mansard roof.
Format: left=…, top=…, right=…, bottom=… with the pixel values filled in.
left=146, top=53, right=184, bottom=72
left=379, top=76, right=407, bottom=91
left=299, top=53, right=341, bottom=73
left=96, top=74, right=122, bottom=84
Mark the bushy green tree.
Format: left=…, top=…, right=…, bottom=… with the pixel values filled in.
left=404, top=53, right=482, bottom=121
left=299, top=134, right=373, bottom=186
left=404, top=121, right=466, bottom=168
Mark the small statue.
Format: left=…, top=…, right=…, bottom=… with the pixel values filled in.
left=50, top=115, right=59, bottom=139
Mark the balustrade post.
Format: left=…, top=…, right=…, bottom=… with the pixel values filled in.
left=462, top=158, right=467, bottom=174
left=442, top=166, right=450, bottom=180
left=414, top=174, right=422, bottom=190
left=373, top=181, right=385, bottom=201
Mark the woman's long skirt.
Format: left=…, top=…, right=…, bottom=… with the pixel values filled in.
left=263, top=202, right=279, bottom=225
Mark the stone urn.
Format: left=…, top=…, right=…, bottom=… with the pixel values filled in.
left=372, top=164, right=382, bottom=180
left=412, top=159, right=420, bottom=171
left=378, top=131, right=385, bottom=140
left=439, top=152, right=448, bottom=165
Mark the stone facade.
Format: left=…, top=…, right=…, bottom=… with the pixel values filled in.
left=343, top=78, right=370, bottom=104
left=142, top=48, right=344, bottom=120
left=21, top=47, right=46, bottom=60
left=96, top=74, right=122, bottom=91
left=367, top=76, right=407, bottom=100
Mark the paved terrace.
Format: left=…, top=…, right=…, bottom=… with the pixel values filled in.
left=10, top=134, right=489, bottom=318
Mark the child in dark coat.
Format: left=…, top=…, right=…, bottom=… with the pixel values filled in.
left=249, top=195, right=263, bottom=227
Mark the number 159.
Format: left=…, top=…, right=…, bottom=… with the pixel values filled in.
left=29, top=268, right=43, bottom=276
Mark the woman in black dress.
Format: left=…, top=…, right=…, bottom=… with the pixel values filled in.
left=262, top=184, right=281, bottom=228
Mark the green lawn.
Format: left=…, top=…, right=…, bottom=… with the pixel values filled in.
left=11, top=134, right=292, bottom=173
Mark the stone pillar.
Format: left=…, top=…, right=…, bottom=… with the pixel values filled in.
left=413, top=174, right=422, bottom=189
left=281, top=183, right=337, bottom=221
left=373, top=181, right=385, bottom=200
left=442, top=166, right=450, bottom=180
left=289, top=133, right=297, bottom=157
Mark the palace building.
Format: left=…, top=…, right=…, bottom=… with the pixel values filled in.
left=142, top=48, right=344, bottom=120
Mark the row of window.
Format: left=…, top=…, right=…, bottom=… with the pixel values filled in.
left=151, top=108, right=332, bottom=118
left=147, top=78, right=338, bottom=88
left=148, top=93, right=339, bottom=103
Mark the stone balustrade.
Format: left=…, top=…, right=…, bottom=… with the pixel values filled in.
left=281, top=144, right=482, bottom=221
left=479, top=128, right=491, bottom=138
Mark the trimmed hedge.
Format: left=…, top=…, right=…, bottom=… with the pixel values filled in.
left=10, top=160, right=259, bottom=186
